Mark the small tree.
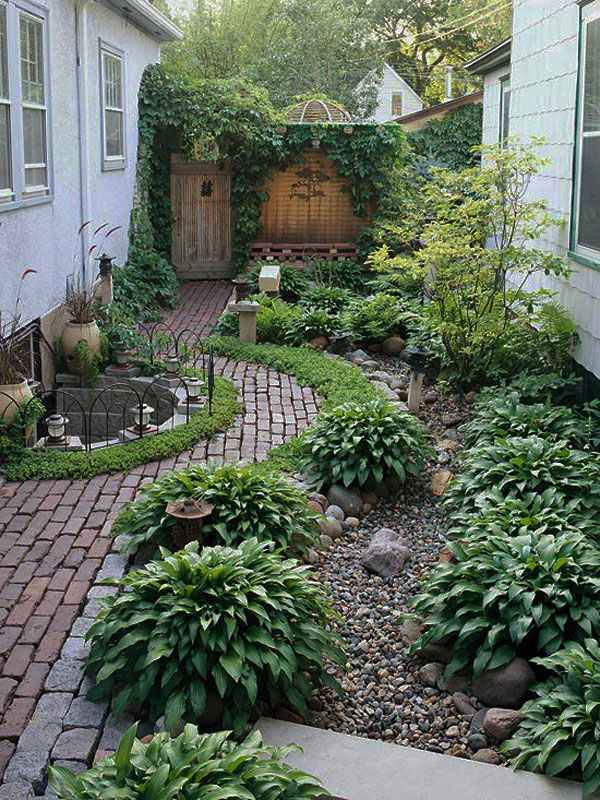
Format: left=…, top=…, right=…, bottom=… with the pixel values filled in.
left=393, top=139, right=575, bottom=387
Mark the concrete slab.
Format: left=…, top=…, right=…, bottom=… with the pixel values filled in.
left=258, top=719, right=592, bottom=800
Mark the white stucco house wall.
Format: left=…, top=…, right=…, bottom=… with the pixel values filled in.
left=359, top=63, right=423, bottom=123
left=466, top=0, right=600, bottom=389
left=0, top=0, right=180, bottom=378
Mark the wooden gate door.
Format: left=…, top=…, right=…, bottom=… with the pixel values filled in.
left=171, top=156, right=232, bottom=279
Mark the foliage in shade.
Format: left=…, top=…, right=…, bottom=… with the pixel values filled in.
left=411, top=532, right=600, bottom=678
left=85, top=540, right=345, bottom=733
left=444, top=436, right=600, bottom=519
left=246, top=263, right=311, bottom=302
left=300, top=285, right=357, bottom=313
left=299, top=399, right=430, bottom=490
left=48, top=724, right=327, bottom=800
left=407, top=103, right=483, bottom=171
left=339, top=293, right=417, bottom=344
left=114, top=463, right=320, bottom=557
left=504, top=641, right=600, bottom=798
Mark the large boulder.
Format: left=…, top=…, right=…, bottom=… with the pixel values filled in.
left=327, top=485, right=363, bottom=517
left=381, top=336, right=406, bottom=354
left=483, top=708, right=523, bottom=743
left=472, top=657, right=535, bottom=709
left=361, top=528, right=409, bottom=578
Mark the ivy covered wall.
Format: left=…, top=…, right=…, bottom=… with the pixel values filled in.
left=131, top=65, right=408, bottom=271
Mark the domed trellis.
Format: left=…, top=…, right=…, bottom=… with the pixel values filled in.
left=286, top=98, right=352, bottom=124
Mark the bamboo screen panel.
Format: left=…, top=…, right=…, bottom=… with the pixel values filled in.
left=170, top=157, right=231, bottom=273
left=259, top=151, right=366, bottom=244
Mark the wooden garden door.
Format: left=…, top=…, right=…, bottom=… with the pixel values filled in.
left=170, top=156, right=232, bottom=279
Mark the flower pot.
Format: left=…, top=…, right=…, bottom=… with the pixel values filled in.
left=0, top=379, right=33, bottom=425
left=62, top=320, right=101, bottom=372
left=113, top=348, right=130, bottom=366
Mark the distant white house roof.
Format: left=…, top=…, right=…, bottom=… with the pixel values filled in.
left=102, top=0, right=183, bottom=42
left=380, top=63, right=423, bottom=106
left=464, top=38, right=512, bottom=76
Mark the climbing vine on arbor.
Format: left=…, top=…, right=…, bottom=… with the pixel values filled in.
left=131, top=64, right=407, bottom=270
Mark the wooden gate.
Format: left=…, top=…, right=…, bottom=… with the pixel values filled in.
left=170, top=156, right=232, bottom=279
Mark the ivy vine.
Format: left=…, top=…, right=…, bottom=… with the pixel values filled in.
left=131, top=65, right=407, bottom=270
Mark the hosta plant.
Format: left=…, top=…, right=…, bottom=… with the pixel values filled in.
left=411, top=532, right=600, bottom=677
left=85, top=540, right=345, bottom=732
left=340, top=293, right=415, bottom=343
left=299, top=399, right=430, bottom=490
left=445, top=436, right=600, bottom=518
left=301, top=285, right=356, bottom=313
left=48, top=724, right=327, bottom=800
left=462, top=393, right=593, bottom=449
left=504, top=640, right=600, bottom=797
left=114, top=463, right=320, bottom=557
left=447, top=490, right=597, bottom=542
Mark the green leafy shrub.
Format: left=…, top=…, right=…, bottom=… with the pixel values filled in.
left=85, top=539, right=344, bottom=732
left=299, top=398, right=430, bottom=490
left=292, top=307, right=340, bottom=342
left=49, top=725, right=326, bottom=800
left=340, top=293, right=415, bottom=343
left=247, top=263, right=311, bottom=302
left=113, top=251, right=179, bottom=322
left=504, top=641, right=600, bottom=796
left=114, top=462, right=320, bottom=557
left=310, top=259, right=370, bottom=292
left=411, top=532, right=600, bottom=677
left=445, top=436, right=600, bottom=518
left=462, top=393, right=596, bottom=449
left=408, top=103, right=483, bottom=171
left=215, top=296, right=302, bottom=345
left=301, top=285, right=356, bottom=313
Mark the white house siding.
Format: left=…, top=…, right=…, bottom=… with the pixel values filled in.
left=482, top=0, right=600, bottom=379
left=371, top=64, right=423, bottom=123
left=0, top=0, right=160, bottom=332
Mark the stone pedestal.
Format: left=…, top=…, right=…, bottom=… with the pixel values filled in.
left=104, top=365, right=141, bottom=378
left=93, top=273, right=113, bottom=306
left=34, top=435, right=84, bottom=451
left=407, top=372, right=424, bottom=413
left=229, top=301, right=260, bottom=344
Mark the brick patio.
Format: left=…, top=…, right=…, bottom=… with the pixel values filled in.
left=0, top=281, right=320, bottom=787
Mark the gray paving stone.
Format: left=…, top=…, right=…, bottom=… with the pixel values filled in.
left=76, top=675, right=94, bottom=698
left=52, top=728, right=99, bottom=763
left=31, top=693, right=74, bottom=724
left=16, top=722, right=62, bottom=753
left=64, top=696, right=107, bottom=729
left=98, top=712, right=137, bottom=750
left=70, top=617, right=95, bottom=637
left=52, top=759, right=87, bottom=772
left=60, top=637, right=89, bottom=661
left=3, top=749, right=48, bottom=792
left=81, top=599, right=103, bottom=619
left=0, top=782, right=33, bottom=800
left=95, top=554, right=128, bottom=581
left=45, top=659, right=84, bottom=693
left=88, top=585, right=118, bottom=599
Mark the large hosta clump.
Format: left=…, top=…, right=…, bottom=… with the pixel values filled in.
left=114, top=463, right=320, bottom=556
left=48, top=725, right=326, bottom=800
left=411, top=532, right=600, bottom=677
left=85, top=539, right=344, bottom=732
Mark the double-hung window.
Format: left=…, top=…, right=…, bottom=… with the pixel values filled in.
left=100, top=45, right=125, bottom=170
left=391, top=92, right=403, bottom=117
left=0, top=1, right=50, bottom=209
left=574, top=2, right=600, bottom=259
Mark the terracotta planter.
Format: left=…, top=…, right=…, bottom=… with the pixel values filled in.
left=62, top=320, right=101, bottom=372
left=0, top=379, right=33, bottom=425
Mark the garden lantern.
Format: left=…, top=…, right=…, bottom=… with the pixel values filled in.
left=166, top=497, right=215, bottom=549
left=185, top=377, right=204, bottom=402
left=46, top=413, right=68, bottom=445
left=404, top=346, right=429, bottom=413
left=96, top=253, right=115, bottom=277
left=164, top=355, right=179, bottom=375
left=130, top=403, right=154, bottom=433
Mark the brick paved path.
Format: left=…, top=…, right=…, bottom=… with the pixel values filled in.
left=0, top=282, right=320, bottom=787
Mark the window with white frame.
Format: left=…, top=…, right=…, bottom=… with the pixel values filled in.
left=391, top=92, right=403, bottom=117
left=0, top=1, right=50, bottom=208
left=101, top=46, right=125, bottom=169
left=574, top=3, right=600, bottom=258
left=499, top=75, right=511, bottom=144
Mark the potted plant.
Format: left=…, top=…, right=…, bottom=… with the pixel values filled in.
left=0, top=269, right=36, bottom=424
left=110, top=323, right=140, bottom=366
left=61, top=276, right=101, bottom=371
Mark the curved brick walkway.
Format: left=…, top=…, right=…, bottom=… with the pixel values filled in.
left=0, top=282, right=320, bottom=791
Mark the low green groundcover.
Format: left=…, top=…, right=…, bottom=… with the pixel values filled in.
left=48, top=725, right=326, bottom=800
left=2, top=377, right=239, bottom=482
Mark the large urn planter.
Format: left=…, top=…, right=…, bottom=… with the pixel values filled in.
left=0, top=379, right=33, bottom=425
left=62, top=320, right=101, bottom=373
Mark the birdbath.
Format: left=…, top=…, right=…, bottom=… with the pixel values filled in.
left=229, top=301, right=260, bottom=344
left=165, top=497, right=215, bottom=550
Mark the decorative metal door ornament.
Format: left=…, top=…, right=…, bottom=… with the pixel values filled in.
left=289, top=165, right=331, bottom=202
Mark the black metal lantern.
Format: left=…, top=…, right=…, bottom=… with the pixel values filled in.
left=404, top=345, right=430, bottom=375
left=96, top=253, right=115, bottom=277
